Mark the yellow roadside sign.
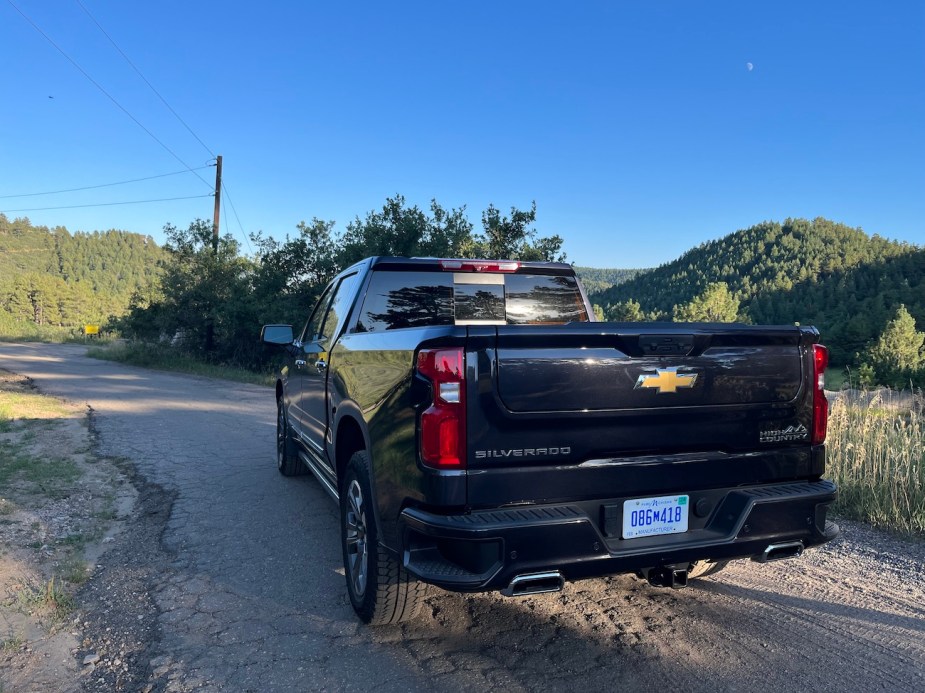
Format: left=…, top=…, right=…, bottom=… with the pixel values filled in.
left=84, top=324, right=100, bottom=336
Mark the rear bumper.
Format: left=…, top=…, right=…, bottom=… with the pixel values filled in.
left=400, top=479, right=838, bottom=592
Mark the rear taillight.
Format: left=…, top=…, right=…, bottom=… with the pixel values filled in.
left=417, top=348, right=466, bottom=469
left=812, top=344, right=829, bottom=445
left=439, top=259, right=520, bottom=273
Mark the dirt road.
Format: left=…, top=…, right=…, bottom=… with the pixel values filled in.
left=1, top=342, right=923, bottom=692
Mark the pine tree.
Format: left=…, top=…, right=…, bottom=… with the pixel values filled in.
left=673, top=283, right=740, bottom=322
left=861, top=305, right=925, bottom=388
left=609, top=299, right=644, bottom=321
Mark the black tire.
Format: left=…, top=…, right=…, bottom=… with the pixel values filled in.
left=688, top=559, right=729, bottom=579
left=277, top=398, right=306, bottom=476
left=340, top=450, right=428, bottom=625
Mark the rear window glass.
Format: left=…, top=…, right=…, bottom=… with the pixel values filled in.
left=454, top=282, right=506, bottom=324
left=355, top=270, right=588, bottom=332
left=505, top=274, right=588, bottom=324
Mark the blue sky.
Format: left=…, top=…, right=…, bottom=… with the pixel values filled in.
left=1, top=1, right=923, bottom=268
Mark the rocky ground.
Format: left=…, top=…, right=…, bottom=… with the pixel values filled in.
left=0, top=371, right=136, bottom=692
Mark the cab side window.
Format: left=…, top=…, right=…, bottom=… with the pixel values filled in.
left=300, top=273, right=360, bottom=344
left=300, top=285, right=334, bottom=344
left=319, top=273, right=360, bottom=343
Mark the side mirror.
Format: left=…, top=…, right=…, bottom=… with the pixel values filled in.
left=261, top=324, right=294, bottom=345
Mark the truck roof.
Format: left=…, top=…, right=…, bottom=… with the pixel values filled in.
left=368, top=256, right=576, bottom=275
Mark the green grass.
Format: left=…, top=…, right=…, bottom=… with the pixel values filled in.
left=55, top=533, right=86, bottom=547
left=0, top=318, right=74, bottom=343
left=0, top=316, right=117, bottom=345
left=0, top=391, right=72, bottom=424
left=58, top=556, right=90, bottom=585
left=0, top=380, right=106, bottom=643
left=87, top=341, right=274, bottom=386
left=826, top=389, right=925, bottom=535
left=13, top=577, right=76, bottom=622
left=1, top=631, right=25, bottom=653
left=0, top=445, right=81, bottom=490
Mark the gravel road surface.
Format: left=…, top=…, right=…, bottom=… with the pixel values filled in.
left=1, top=342, right=923, bottom=692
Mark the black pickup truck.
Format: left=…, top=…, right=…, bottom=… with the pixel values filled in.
left=262, top=257, right=838, bottom=625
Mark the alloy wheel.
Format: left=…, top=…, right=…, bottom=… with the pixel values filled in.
left=344, top=479, right=368, bottom=597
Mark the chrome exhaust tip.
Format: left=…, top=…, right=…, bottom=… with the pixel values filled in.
left=755, top=540, right=804, bottom=563
left=501, top=571, right=565, bottom=597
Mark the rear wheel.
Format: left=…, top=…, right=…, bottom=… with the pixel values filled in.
left=688, top=559, right=729, bottom=579
left=341, top=450, right=427, bottom=625
left=277, top=398, right=306, bottom=476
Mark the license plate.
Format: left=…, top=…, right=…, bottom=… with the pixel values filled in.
left=622, top=494, right=689, bottom=539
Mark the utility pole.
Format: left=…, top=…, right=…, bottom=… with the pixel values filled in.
left=212, top=154, right=222, bottom=253
left=206, top=154, right=223, bottom=353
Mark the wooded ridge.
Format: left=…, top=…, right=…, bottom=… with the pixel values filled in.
left=2, top=208, right=922, bottom=384
left=0, top=214, right=166, bottom=327
left=590, top=217, right=925, bottom=367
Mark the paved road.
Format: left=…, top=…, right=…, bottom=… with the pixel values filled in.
left=2, top=342, right=923, bottom=692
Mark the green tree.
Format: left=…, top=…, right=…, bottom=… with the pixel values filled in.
left=250, top=218, right=340, bottom=325
left=673, top=282, right=740, bottom=322
left=167, top=220, right=253, bottom=355
left=2, top=276, right=34, bottom=322
left=338, top=195, right=473, bottom=267
left=574, top=266, right=649, bottom=295
left=0, top=214, right=166, bottom=328
left=861, top=305, right=925, bottom=387
left=118, top=219, right=254, bottom=359
left=609, top=299, right=644, bottom=321
left=595, top=218, right=925, bottom=365
left=463, top=202, right=565, bottom=262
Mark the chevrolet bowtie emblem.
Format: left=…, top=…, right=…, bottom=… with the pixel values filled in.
left=635, top=367, right=698, bottom=394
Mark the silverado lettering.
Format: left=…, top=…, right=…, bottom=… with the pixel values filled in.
left=262, top=256, right=839, bottom=625
left=475, top=447, right=572, bottom=459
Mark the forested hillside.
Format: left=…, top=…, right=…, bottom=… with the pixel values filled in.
left=593, top=218, right=925, bottom=365
left=0, top=214, right=167, bottom=327
left=4, top=205, right=923, bottom=381
left=573, top=266, right=649, bottom=294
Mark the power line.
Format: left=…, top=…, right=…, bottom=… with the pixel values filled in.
left=220, top=180, right=253, bottom=254
left=219, top=185, right=248, bottom=254
left=74, top=0, right=215, bottom=159
left=5, top=0, right=213, bottom=191
left=0, top=166, right=212, bottom=199
left=1, top=194, right=213, bottom=213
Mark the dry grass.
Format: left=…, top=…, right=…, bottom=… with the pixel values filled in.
left=11, top=577, right=76, bottom=623
left=87, top=341, right=274, bottom=386
left=0, top=388, right=71, bottom=428
left=826, top=389, right=925, bottom=535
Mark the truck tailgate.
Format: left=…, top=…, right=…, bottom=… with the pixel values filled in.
left=465, top=323, right=821, bottom=506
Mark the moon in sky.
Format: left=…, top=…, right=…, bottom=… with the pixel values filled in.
left=746, top=62, right=754, bottom=71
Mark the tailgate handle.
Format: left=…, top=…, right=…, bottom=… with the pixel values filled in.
left=640, top=335, right=694, bottom=356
